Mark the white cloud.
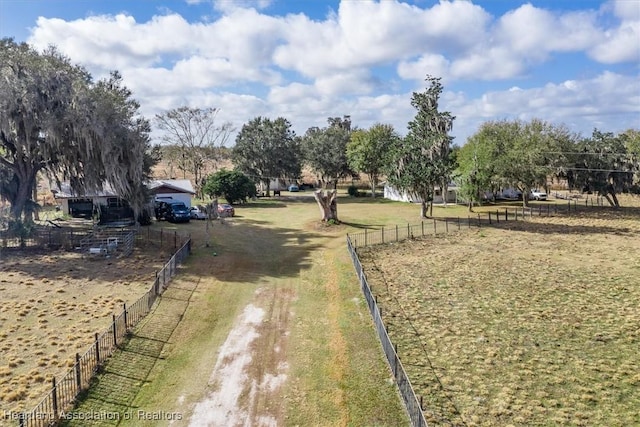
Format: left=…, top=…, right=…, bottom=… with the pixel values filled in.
left=20, top=0, right=639, bottom=146
left=451, top=71, right=640, bottom=143
left=496, top=4, right=599, bottom=56
left=213, top=0, right=273, bottom=14
left=397, top=54, right=450, bottom=81
left=589, top=5, right=640, bottom=64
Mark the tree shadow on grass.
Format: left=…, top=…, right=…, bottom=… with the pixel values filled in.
left=492, top=219, right=636, bottom=236
left=431, top=210, right=639, bottom=236
left=185, top=218, right=328, bottom=284
left=60, top=282, right=198, bottom=426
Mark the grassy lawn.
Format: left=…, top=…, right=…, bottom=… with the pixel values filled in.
left=10, top=190, right=638, bottom=426
left=65, top=192, right=414, bottom=426
left=358, top=204, right=640, bottom=426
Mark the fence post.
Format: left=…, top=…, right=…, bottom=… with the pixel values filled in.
left=488, top=212, right=492, bottom=224
left=395, top=225, right=399, bottom=242
left=123, top=303, right=128, bottom=329
left=445, top=218, right=449, bottom=233
left=433, top=219, right=437, bottom=235
left=381, top=227, right=385, bottom=244
left=477, top=213, right=481, bottom=227
left=505, top=208, right=508, bottom=221
left=112, top=314, right=117, bottom=347
left=95, top=332, right=100, bottom=364
left=407, top=223, right=410, bottom=239
left=421, top=221, right=424, bottom=236
left=52, top=377, right=58, bottom=420
left=18, top=412, right=25, bottom=427
left=457, top=217, right=460, bottom=230
left=75, top=353, right=82, bottom=391
left=364, top=229, right=368, bottom=247
left=174, top=231, right=177, bottom=249
left=496, top=210, right=499, bottom=223
left=394, top=344, right=398, bottom=379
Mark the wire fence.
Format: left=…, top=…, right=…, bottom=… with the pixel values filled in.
left=346, top=236, right=428, bottom=427
left=344, top=201, right=599, bottom=426
left=13, top=229, right=192, bottom=427
left=348, top=201, right=593, bottom=250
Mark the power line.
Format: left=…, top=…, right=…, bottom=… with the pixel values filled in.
left=559, top=167, right=637, bottom=173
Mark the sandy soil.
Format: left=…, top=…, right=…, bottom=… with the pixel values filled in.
left=188, top=287, right=293, bottom=427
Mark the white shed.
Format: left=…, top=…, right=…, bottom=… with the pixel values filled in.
left=148, top=180, right=195, bottom=208
left=383, top=183, right=458, bottom=204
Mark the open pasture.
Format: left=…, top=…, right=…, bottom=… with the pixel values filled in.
left=0, top=237, right=174, bottom=414
left=358, top=205, right=640, bottom=426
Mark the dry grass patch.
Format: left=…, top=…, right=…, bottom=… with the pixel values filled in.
left=0, top=239, right=174, bottom=413
left=358, top=208, right=640, bottom=426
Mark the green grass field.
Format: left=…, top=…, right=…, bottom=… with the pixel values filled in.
left=358, top=204, right=640, bottom=426
left=12, top=190, right=640, bottom=427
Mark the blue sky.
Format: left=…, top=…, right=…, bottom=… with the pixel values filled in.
left=1, top=0, right=638, bottom=145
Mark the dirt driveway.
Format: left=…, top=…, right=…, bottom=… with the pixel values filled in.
left=66, top=198, right=408, bottom=427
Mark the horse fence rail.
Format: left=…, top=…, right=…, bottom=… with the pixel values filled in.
left=347, top=236, right=428, bottom=427
left=347, top=201, right=596, bottom=250
left=16, top=230, right=191, bottom=426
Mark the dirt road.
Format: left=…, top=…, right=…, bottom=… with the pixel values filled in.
left=65, top=198, right=408, bottom=427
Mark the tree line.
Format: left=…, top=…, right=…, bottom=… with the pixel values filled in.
left=2, top=38, right=639, bottom=229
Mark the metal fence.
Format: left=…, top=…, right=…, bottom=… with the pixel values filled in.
left=15, top=230, right=192, bottom=427
left=346, top=236, right=428, bottom=427
left=347, top=201, right=591, bottom=250
left=344, top=205, right=572, bottom=426
left=345, top=200, right=610, bottom=425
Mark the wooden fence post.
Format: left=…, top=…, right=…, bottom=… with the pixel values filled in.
left=395, top=225, right=399, bottom=242
left=381, top=227, right=385, bottom=244
left=75, top=353, right=82, bottom=391
left=433, top=219, right=437, bottom=235
left=52, top=377, right=58, bottom=419
left=95, top=332, right=100, bottom=364
left=421, top=221, right=424, bottom=236
left=477, top=214, right=481, bottom=227
left=407, top=223, right=410, bottom=239
left=496, top=210, right=499, bottom=223
left=364, top=229, right=368, bottom=247
left=488, top=212, right=492, bottom=224
left=394, top=344, right=398, bottom=379
left=112, top=314, right=117, bottom=346
left=123, top=303, right=128, bottom=329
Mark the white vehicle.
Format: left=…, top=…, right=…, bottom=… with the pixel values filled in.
left=190, top=206, right=208, bottom=220
left=530, top=189, right=548, bottom=201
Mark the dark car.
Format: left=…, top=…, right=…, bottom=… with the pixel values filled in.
left=155, top=201, right=191, bottom=223
left=167, top=202, right=191, bottom=223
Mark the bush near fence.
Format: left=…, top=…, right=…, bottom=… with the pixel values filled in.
left=345, top=201, right=604, bottom=426
left=12, top=229, right=191, bottom=427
